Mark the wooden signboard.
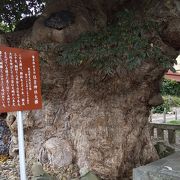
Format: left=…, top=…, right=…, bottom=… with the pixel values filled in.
left=0, top=46, right=42, bottom=112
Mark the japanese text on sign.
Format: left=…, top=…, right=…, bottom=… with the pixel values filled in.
left=0, top=46, right=42, bottom=112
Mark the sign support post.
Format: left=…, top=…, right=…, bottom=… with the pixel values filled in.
left=0, top=45, right=42, bottom=180
left=17, top=111, right=27, bottom=180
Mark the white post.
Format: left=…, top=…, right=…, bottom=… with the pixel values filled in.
left=163, top=108, right=166, bottom=123
left=149, top=109, right=153, bottom=122
left=175, top=109, right=177, bottom=121
left=17, top=111, right=27, bottom=180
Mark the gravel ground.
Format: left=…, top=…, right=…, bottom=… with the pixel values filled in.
left=0, top=158, right=19, bottom=180
left=0, top=157, right=80, bottom=180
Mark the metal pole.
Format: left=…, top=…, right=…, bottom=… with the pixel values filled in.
left=17, top=111, right=27, bottom=180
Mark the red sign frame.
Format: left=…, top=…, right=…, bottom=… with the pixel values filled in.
left=0, top=46, right=42, bottom=112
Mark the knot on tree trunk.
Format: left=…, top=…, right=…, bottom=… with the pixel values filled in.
left=161, top=18, right=180, bottom=50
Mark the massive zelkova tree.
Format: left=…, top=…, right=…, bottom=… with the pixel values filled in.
left=0, top=0, right=180, bottom=179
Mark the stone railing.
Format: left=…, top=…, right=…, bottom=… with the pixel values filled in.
left=150, top=123, right=180, bottom=144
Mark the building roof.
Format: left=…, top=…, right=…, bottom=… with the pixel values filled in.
left=165, top=70, right=180, bottom=82
left=164, top=55, right=180, bottom=82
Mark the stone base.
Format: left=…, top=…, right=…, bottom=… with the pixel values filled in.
left=133, top=152, right=180, bottom=180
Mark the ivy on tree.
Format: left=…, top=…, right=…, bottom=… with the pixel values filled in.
left=56, top=10, right=174, bottom=75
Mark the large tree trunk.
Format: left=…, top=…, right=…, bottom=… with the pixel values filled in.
left=1, top=0, right=179, bottom=179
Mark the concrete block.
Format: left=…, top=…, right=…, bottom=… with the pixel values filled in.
left=133, top=152, right=180, bottom=180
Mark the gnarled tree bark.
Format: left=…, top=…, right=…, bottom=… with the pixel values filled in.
left=1, top=0, right=179, bottom=179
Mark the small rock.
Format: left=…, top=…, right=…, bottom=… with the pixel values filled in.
left=62, top=176, right=67, bottom=180
left=72, top=172, right=79, bottom=178
left=12, top=136, right=18, bottom=144
left=57, top=174, right=62, bottom=179
left=32, top=162, right=45, bottom=176
left=68, top=164, right=74, bottom=170
left=80, top=172, right=100, bottom=180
